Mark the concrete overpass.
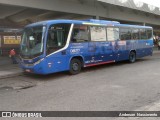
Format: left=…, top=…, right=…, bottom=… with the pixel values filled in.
left=1, top=0, right=160, bottom=55
left=0, top=0, right=160, bottom=28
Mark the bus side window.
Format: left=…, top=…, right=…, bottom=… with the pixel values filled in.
left=107, top=27, right=119, bottom=41
left=140, top=29, right=147, bottom=39
left=120, top=28, right=131, bottom=41
left=90, top=26, right=106, bottom=41
left=146, top=29, right=153, bottom=39
left=71, top=25, right=89, bottom=43
left=132, top=29, right=139, bottom=40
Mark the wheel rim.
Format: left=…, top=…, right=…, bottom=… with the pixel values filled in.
left=130, top=53, right=135, bottom=62
left=72, top=63, right=79, bottom=71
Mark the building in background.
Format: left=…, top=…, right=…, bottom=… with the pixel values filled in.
left=0, top=30, right=22, bottom=56
left=0, top=19, right=22, bottom=56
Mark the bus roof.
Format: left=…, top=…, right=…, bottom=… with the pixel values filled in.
left=26, top=19, right=152, bottom=29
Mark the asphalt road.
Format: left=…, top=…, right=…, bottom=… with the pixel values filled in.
left=1, top=53, right=160, bottom=120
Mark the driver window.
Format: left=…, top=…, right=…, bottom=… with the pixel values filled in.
left=46, top=24, right=71, bottom=55
left=47, top=30, right=57, bottom=48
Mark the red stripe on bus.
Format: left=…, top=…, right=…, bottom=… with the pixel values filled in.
left=85, top=60, right=115, bottom=67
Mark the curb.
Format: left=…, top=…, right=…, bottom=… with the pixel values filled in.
left=153, top=51, right=160, bottom=54
left=0, top=72, right=23, bottom=80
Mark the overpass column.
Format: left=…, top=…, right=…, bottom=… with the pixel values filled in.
left=92, top=15, right=100, bottom=20
left=143, top=22, right=146, bottom=26
left=96, top=15, right=100, bottom=20
left=94, top=0, right=99, bottom=20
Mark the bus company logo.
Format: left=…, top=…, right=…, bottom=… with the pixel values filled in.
left=2, top=112, right=11, bottom=117
left=70, top=49, right=80, bottom=54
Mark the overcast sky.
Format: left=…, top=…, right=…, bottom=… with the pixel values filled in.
left=138, top=0, right=160, bottom=7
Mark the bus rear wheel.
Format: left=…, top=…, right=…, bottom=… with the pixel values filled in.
left=69, top=58, right=82, bottom=75
left=129, top=51, right=136, bottom=63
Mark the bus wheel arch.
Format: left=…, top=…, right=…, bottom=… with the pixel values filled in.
left=129, top=50, right=136, bottom=63
left=69, top=56, right=84, bottom=75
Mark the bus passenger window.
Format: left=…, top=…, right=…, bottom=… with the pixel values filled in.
left=90, top=26, right=106, bottom=41
left=120, top=28, right=132, bottom=40
left=140, top=29, right=147, bottom=39
left=71, top=25, right=89, bottom=43
left=107, top=27, right=119, bottom=41
left=146, top=29, right=152, bottom=39
left=132, top=29, right=139, bottom=40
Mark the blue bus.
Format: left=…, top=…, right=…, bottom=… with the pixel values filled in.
left=19, top=19, right=153, bottom=75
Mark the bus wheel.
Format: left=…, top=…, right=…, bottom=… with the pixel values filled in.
left=69, top=58, right=82, bottom=75
left=129, top=51, right=136, bottom=63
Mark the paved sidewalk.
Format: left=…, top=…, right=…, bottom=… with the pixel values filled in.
left=153, top=47, right=160, bottom=53
left=0, top=56, right=11, bottom=66
left=0, top=56, right=22, bottom=79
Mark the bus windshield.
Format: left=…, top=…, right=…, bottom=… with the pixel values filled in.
left=20, top=26, right=46, bottom=58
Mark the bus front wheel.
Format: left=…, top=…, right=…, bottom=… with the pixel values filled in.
left=69, top=58, right=82, bottom=75
left=129, top=51, right=136, bottom=63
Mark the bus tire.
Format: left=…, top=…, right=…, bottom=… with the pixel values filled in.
left=69, top=58, right=82, bottom=75
left=129, top=51, right=136, bottom=63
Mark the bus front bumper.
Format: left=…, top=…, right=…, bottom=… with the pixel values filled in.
left=20, top=62, right=47, bottom=75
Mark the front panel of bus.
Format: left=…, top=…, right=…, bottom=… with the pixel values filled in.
left=19, top=23, right=72, bottom=74
left=19, top=25, right=46, bottom=74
